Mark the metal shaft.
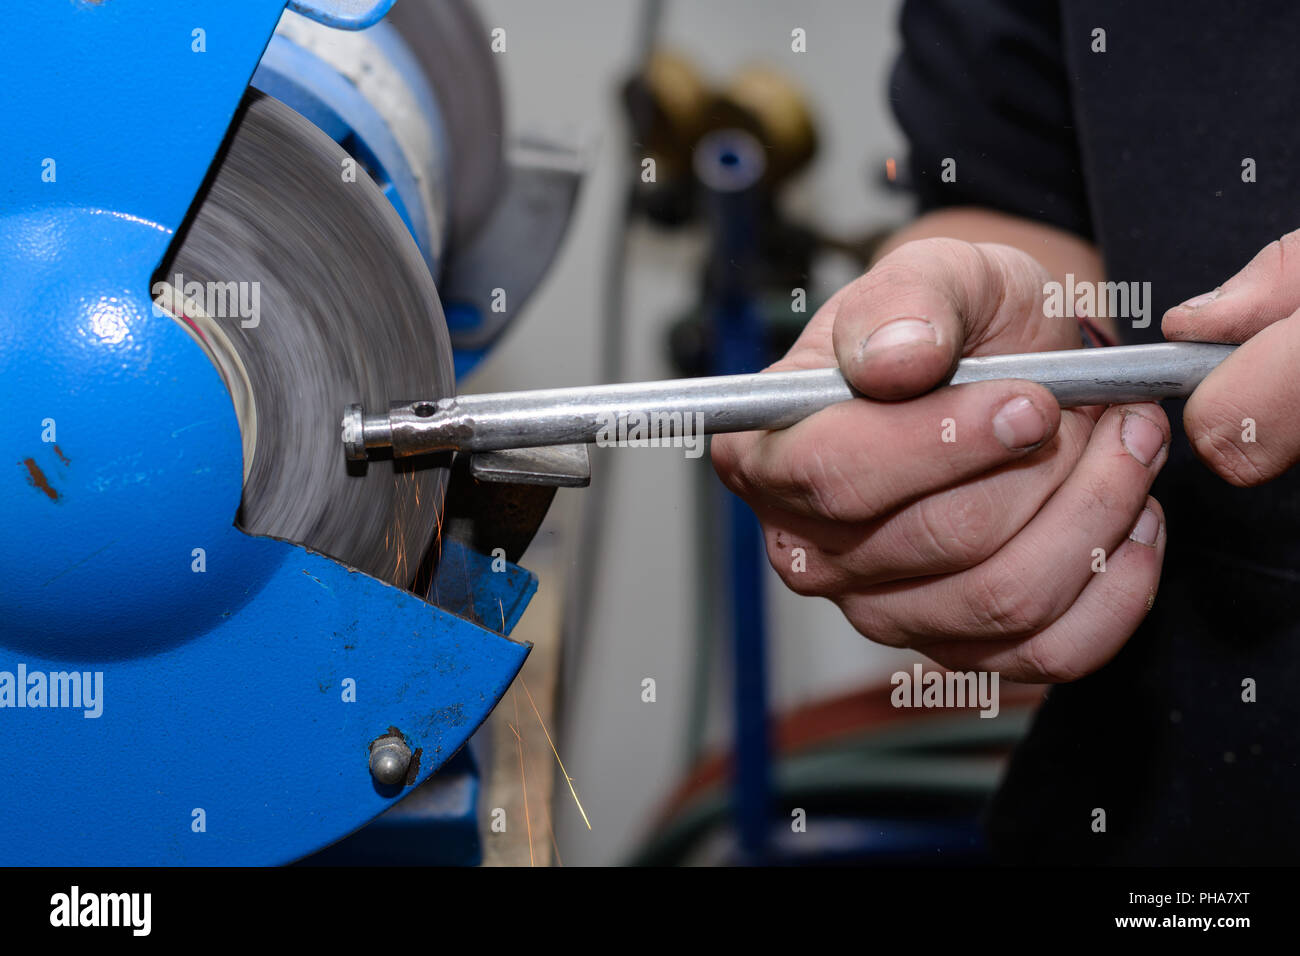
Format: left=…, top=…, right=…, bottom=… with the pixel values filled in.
left=343, top=342, right=1235, bottom=460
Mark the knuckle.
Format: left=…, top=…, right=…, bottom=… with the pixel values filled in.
left=1265, top=236, right=1286, bottom=264
left=1244, top=234, right=1300, bottom=292
left=967, top=567, right=1054, bottom=637
left=837, top=594, right=913, bottom=648
left=764, top=527, right=850, bottom=598
left=710, top=434, right=746, bottom=489
left=790, top=450, right=879, bottom=522
left=972, top=242, right=1055, bottom=341
left=911, top=236, right=982, bottom=279
left=712, top=436, right=780, bottom=504
left=766, top=536, right=829, bottom=597
left=1101, top=575, right=1160, bottom=632
left=783, top=575, right=825, bottom=598
left=1070, top=471, right=1126, bottom=526
left=879, top=236, right=972, bottom=273
left=710, top=435, right=738, bottom=478
left=976, top=241, right=1050, bottom=294
left=1254, top=237, right=1286, bottom=276
left=861, top=255, right=928, bottom=293
left=838, top=265, right=929, bottom=329
left=856, top=238, right=974, bottom=301
left=1013, top=636, right=1085, bottom=684
left=1276, top=229, right=1300, bottom=261
left=1185, top=393, right=1276, bottom=486
left=910, top=487, right=997, bottom=569
left=1193, top=427, right=1273, bottom=487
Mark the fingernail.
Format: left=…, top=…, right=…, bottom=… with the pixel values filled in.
left=1121, top=412, right=1165, bottom=466
left=859, top=318, right=936, bottom=358
left=1178, top=288, right=1220, bottom=310
left=992, top=396, right=1050, bottom=450
left=1129, top=508, right=1161, bottom=547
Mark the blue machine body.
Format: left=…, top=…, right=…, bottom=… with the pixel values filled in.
left=0, top=0, right=533, bottom=864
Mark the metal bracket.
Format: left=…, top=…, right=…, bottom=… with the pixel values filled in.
left=440, top=445, right=590, bottom=565
left=471, top=444, right=591, bottom=488
left=441, top=133, right=587, bottom=354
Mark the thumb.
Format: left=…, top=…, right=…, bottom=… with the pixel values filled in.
left=1164, top=230, right=1300, bottom=343
left=831, top=238, right=1055, bottom=400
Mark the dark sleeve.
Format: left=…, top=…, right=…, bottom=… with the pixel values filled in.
left=889, top=0, right=1094, bottom=239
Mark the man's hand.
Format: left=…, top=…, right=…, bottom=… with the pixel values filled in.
left=712, top=237, right=1170, bottom=682
left=1164, top=229, right=1300, bottom=486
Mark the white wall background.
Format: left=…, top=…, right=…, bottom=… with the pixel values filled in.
left=467, top=0, right=919, bottom=865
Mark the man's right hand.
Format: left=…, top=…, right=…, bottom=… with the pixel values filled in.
left=711, top=237, right=1170, bottom=682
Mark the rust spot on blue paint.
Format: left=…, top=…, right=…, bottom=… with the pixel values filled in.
left=21, top=458, right=59, bottom=501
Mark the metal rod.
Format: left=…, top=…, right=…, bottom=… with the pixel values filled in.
left=342, top=342, right=1235, bottom=460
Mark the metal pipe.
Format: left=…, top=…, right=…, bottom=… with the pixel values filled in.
left=343, top=342, right=1235, bottom=460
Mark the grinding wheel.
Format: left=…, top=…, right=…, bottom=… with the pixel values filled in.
left=386, top=0, right=507, bottom=250
left=159, top=90, right=454, bottom=587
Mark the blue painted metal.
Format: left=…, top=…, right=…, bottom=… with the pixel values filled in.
left=289, top=0, right=396, bottom=31
left=698, top=131, right=774, bottom=863
left=724, top=481, right=771, bottom=862
left=303, top=747, right=485, bottom=865
left=430, top=539, right=536, bottom=632
left=453, top=347, right=492, bottom=382
left=0, top=1, right=534, bottom=864
left=445, top=303, right=492, bottom=380
left=0, top=0, right=288, bottom=260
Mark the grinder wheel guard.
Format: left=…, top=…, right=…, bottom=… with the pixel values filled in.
left=160, top=90, right=454, bottom=587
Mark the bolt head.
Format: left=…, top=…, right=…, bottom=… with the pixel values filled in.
left=369, top=734, right=412, bottom=786
left=341, top=404, right=366, bottom=461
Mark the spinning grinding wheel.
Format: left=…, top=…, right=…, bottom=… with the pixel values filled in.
left=161, top=90, right=454, bottom=586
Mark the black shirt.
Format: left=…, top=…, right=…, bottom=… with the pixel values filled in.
left=892, top=0, right=1300, bottom=864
